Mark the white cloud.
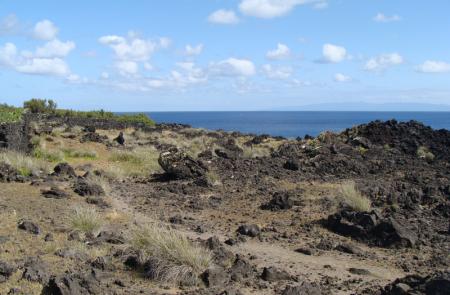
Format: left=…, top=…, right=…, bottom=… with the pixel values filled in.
left=334, top=73, right=351, bottom=82
left=208, top=9, right=240, bottom=24
left=115, top=61, right=139, bottom=75
left=185, top=44, right=204, bottom=56
left=35, top=39, right=75, bottom=58
left=365, top=53, right=404, bottom=71
left=322, top=43, right=347, bottom=63
left=99, top=33, right=169, bottom=61
left=101, top=72, right=109, bottom=79
left=416, top=60, right=450, bottom=73
left=266, top=43, right=291, bottom=60
left=33, top=20, right=58, bottom=40
left=211, top=58, right=256, bottom=77
left=373, top=13, right=401, bottom=23
left=239, top=0, right=317, bottom=19
left=15, top=57, right=70, bottom=76
left=0, top=42, right=18, bottom=66
left=262, top=64, right=293, bottom=79
left=0, top=14, right=20, bottom=35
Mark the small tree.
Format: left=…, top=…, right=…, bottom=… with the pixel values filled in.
left=23, top=99, right=57, bottom=114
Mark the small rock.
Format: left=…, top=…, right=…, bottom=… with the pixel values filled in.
left=44, top=233, right=54, bottom=242
left=237, top=224, right=260, bottom=237
left=18, top=220, right=40, bottom=235
left=283, top=159, right=300, bottom=171
left=348, top=268, right=371, bottom=275
left=42, top=187, right=69, bottom=199
left=261, top=267, right=291, bottom=282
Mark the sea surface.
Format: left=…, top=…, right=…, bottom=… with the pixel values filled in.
left=146, top=111, right=450, bottom=138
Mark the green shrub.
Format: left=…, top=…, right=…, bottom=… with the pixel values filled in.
left=23, top=98, right=57, bottom=114
left=33, top=147, right=64, bottom=162
left=62, top=148, right=97, bottom=159
left=0, top=104, right=24, bottom=123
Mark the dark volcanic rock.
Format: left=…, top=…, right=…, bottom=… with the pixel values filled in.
left=22, top=258, right=50, bottom=283
left=283, top=158, right=300, bottom=171
left=53, top=163, right=76, bottom=178
left=237, top=224, right=260, bottom=237
left=80, top=131, right=107, bottom=143
left=42, top=272, right=101, bottom=295
left=261, top=266, right=291, bottom=282
left=281, top=281, right=323, bottom=295
left=327, top=209, right=417, bottom=248
left=18, top=220, right=40, bottom=235
left=0, top=261, right=17, bottom=282
left=0, top=162, right=20, bottom=182
left=229, top=256, right=254, bottom=282
left=204, top=236, right=235, bottom=267
left=114, top=131, right=125, bottom=145
left=158, top=148, right=207, bottom=179
left=214, top=139, right=243, bottom=160
left=73, top=178, right=105, bottom=196
left=261, top=191, right=294, bottom=211
left=381, top=271, right=450, bottom=295
left=42, top=186, right=69, bottom=199
left=201, top=267, right=229, bottom=287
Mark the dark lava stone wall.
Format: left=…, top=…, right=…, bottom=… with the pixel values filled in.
left=0, top=121, right=30, bottom=153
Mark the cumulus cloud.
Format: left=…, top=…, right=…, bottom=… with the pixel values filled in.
left=0, top=42, right=18, bottom=66
left=115, top=60, right=139, bottom=76
left=373, top=13, right=401, bottom=23
left=416, top=60, right=450, bottom=73
left=210, top=58, right=256, bottom=77
left=239, top=0, right=317, bottom=19
left=321, top=43, right=347, bottom=63
left=99, top=33, right=169, bottom=61
left=365, top=53, right=404, bottom=71
left=262, top=64, right=293, bottom=79
left=33, top=20, right=59, bottom=40
left=15, top=57, right=70, bottom=76
left=184, top=44, right=203, bottom=56
left=35, top=39, right=75, bottom=58
left=266, top=43, right=291, bottom=60
left=334, top=73, right=351, bottom=82
left=0, top=40, right=74, bottom=77
left=208, top=9, right=240, bottom=24
left=313, top=2, right=328, bottom=10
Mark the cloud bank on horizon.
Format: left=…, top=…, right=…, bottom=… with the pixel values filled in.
left=0, top=0, right=449, bottom=111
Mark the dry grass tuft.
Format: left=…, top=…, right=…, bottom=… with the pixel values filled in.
left=69, top=206, right=103, bottom=234
left=109, top=147, right=161, bottom=176
left=0, top=150, right=51, bottom=176
left=417, top=146, right=435, bottom=162
left=132, top=222, right=211, bottom=285
left=338, top=181, right=371, bottom=212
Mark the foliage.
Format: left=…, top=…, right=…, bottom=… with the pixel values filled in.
left=0, top=104, right=24, bottom=123
left=23, top=98, right=57, bottom=114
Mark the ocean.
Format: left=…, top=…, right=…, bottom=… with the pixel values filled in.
left=146, top=111, right=450, bottom=138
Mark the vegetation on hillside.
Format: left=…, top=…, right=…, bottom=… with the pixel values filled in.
left=0, top=99, right=155, bottom=127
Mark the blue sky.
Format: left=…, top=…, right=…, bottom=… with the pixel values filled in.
left=0, top=0, right=449, bottom=111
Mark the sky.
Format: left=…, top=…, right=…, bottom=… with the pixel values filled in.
left=0, top=0, right=449, bottom=111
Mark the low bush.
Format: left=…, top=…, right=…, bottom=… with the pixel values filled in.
left=417, top=146, right=435, bottom=162
left=70, top=206, right=103, bottom=234
left=132, top=222, right=211, bottom=285
left=0, top=104, right=24, bottom=123
left=338, top=181, right=371, bottom=212
left=62, top=148, right=97, bottom=159
left=23, top=98, right=57, bottom=114
left=0, top=150, right=51, bottom=176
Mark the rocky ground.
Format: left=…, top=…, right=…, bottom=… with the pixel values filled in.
left=0, top=118, right=449, bottom=295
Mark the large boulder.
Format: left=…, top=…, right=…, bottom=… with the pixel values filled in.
left=158, top=148, right=207, bottom=180
left=53, top=163, right=76, bottom=178
left=214, top=139, right=243, bottom=160
left=327, top=209, right=417, bottom=248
